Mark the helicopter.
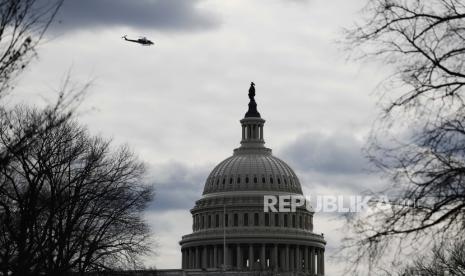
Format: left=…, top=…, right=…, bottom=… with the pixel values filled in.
left=122, top=35, right=154, bottom=46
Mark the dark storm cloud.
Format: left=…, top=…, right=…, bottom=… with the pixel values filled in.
left=50, top=0, right=218, bottom=33
left=279, top=132, right=368, bottom=175
left=278, top=132, right=389, bottom=194
left=148, top=162, right=210, bottom=211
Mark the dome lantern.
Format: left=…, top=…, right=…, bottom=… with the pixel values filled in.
left=239, top=82, right=267, bottom=150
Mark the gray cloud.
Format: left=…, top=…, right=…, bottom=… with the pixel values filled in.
left=148, top=162, right=211, bottom=211
left=50, top=0, right=218, bottom=33
left=280, top=132, right=368, bottom=175
left=278, top=132, right=388, bottom=195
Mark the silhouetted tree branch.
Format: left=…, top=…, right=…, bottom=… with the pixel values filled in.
left=342, top=0, right=465, bottom=274
left=0, top=106, right=154, bottom=276
left=0, top=2, right=155, bottom=275
left=346, top=0, right=465, bottom=113
left=379, top=239, right=465, bottom=276
left=0, top=0, right=63, bottom=94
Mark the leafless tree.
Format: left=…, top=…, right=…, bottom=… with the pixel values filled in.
left=0, top=1, right=155, bottom=275
left=346, top=0, right=465, bottom=114
left=0, top=106, right=154, bottom=276
left=341, top=0, right=465, bottom=273
left=0, top=0, right=63, bottom=94
left=0, top=0, right=69, bottom=176
left=379, top=239, right=465, bottom=276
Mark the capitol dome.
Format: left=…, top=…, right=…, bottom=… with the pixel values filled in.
left=180, top=83, right=325, bottom=275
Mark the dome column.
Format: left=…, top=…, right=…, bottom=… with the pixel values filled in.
left=248, top=244, right=254, bottom=270
left=310, top=247, right=315, bottom=275
left=236, top=244, right=243, bottom=269
left=272, top=244, right=278, bottom=271
left=279, top=245, right=285, bottom=270
left=223, top=244, right=227, bottom=267
left=195, top=247, right=200, bottom=268
left=260, top=244, right=266, bottom=269
left=289, top=246, right=293, bottom=271
left=213, top=245, right=218, bottom=268
left=209, top=246, right=214, bottom=268
left=304, top=246, right=309, bottom=273
left=185, top=249, right=188, bottom=268
left=202, top=246, right=207, bottom=269
left=295, top=245, right=301, bottom=271
left=285, top=244, right=290, bottom=271
left=219, top=246, right=223, bottom=268
left=317, top=248, right=325, bottom=275
left=190, top=247, right=195, bottom=268
left=181, top=249, right=185, bottom=269
left=321, top=249, right=325, bottom=275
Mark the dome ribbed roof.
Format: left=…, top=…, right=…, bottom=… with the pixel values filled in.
left=202, top=149, right=303, bottom=195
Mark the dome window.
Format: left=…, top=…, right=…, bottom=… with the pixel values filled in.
left=216, top=214, right=220, bottom=228
left=262, top=177, right=265, bottom=183
left=233, top=214, right=239, bottom=226
left=222, top=178, right=226, bottom=185
left=245, top=177, right=249, bottom=183
left=270, top=177, right=273, bottom=184
left=277, top=178, right=281, bottom=184
left=253, top=177, right=257, bottom=183
left=254, top=213, right=259, bottom=226
left=244, top=213, right=249, bottom=226
left=237, top=177, right=241, bottom=184
left=229, top=178, right=233, bottom=184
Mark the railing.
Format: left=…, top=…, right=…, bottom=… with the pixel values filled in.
left=181, top=227, right=325, bottom=242
left=78, top=270, right=318, bottom=276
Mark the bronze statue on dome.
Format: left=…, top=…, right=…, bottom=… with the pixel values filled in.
left=248, top=82, right=255, bottom=101
left=245, top=81, right=260, bottom=118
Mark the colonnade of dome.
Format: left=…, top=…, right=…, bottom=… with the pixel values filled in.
left=181, top=243, right=325, bottom=274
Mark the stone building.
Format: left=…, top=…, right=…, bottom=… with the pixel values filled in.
left=179, top=83, right=326, bottom=275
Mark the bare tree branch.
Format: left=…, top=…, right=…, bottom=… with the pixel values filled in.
left=0, top=107, right=154, bottom=276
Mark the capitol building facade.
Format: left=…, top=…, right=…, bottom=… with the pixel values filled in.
left=178, top=83, right=326, bottom=275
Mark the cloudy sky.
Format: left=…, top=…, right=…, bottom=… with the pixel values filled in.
left=10, top=0, right=393, bottom=274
